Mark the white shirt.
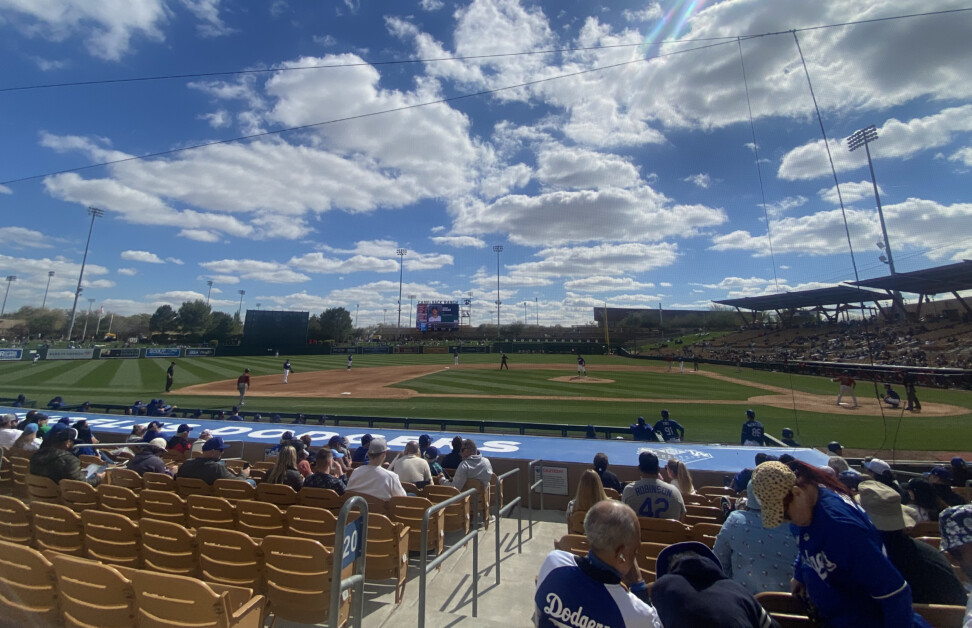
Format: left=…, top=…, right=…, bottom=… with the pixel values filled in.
left=0, top=428, right=23, bottom=449
left=346, top=463, right=407, bottom=500
left=389, top=454, right=432, bottom=485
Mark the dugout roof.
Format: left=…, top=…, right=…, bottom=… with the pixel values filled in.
left=849, top=260, right=972, bottom=295
left=714, top=285, right=887, bottom=312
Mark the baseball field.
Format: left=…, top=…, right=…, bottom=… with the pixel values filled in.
left=2, top=352, right=970, bottom=453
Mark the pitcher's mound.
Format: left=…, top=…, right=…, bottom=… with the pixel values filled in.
left=549, top=376, right=615, bottom=384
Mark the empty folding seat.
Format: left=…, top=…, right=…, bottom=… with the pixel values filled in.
left=50, top=551, right=137, bottom=628
left=214, top=478, right=256, bottom=504
left=82, top=509, right=142, bottom=568
left=197, top=527, right=264, bottom=593
left=262, top=535, right=350, bottom=626
left=139, top=489, right=187, bottom=526
left=32, top=501, right=84, bottom=556
left=187, top=494, right=236, bottom=530
left=60, top=478, right=100, bottom=513
left=0, top=538, right=59, bottom=626
left=131, top=568, right=266, bottom=628
left=97, top=484, right=141, bottom=519
left=390, top=495, right=445, bottom=555
left=143, top=472, right=176, bottom=492
left=139, top=518, right=198, bottom=578
left=236, top=500, right=286, bottom=539
left=0, top=495, right=31, bottom=544
left=285, top=505, right=337, bottom=546
left=176, top=476, right=215, bottom=498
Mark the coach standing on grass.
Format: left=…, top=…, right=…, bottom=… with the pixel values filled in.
left=165, top=361, right=175, bottom=392
left=237, top=368, right=251, bottom=405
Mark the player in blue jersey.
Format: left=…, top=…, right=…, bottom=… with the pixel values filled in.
left=740, top=409, right=765, bottom=446
left=653, top=409, right=684, bottom=443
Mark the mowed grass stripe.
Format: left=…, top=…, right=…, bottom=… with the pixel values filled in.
left=76, top=360, right=123, bottom=388
left=109, top=360, right=148, bottom=389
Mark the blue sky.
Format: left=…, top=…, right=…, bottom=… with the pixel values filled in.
left=1, top=0, right=971, bottom=327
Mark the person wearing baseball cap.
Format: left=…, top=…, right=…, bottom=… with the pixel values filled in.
left=0, top=413, right=22, bottom=449
left=651, top=541, right=777, bottom=627
left=950, top=457, right=972, bottom=488
left=127, top=438, right=174, bottom=477
left=176, top=436, right=251, bottom=485
left=827, top=441, right=843, bottom=456
left=191, top=429, right=212, bottom=455
left=927, top=466, right=966, bottom=507
left=352, top=434, right=374, bottom=464
left=29, top=427, right=103, bottom=486
left=751, top=460, right=916, bottom=627
left=859, top=481, right=967, bottom=606
left=740, top=409, right=765, bottom=446
left=166, top=424, right=194, bottom=457
left=780, top=427, right=800, bottom=447
left=345, top=437, right=406, bottom=500
left=863, top=458, right=907, bottom=502
left=653, top=409, right=684, bottom=443
left=939, top=504, right=972, bottom=623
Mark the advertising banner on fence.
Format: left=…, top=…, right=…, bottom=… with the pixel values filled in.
left=46, top=348, right=94, bottom=360
left=185, top=348, right=215, bottom=357
left=145, top=348, right=180, bottom=358
left=0, top=348, right=23, bottom=361
left=100, top=348, right=140, bottom=359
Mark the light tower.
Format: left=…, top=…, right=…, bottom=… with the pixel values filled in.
left=1, top=275, right=16, bottom=316
left=396, top=248, right=407, bottom=329
left=42, top=271, right=54, bottom=309
left=81, top=297, right=95, bottom=341
left=66, top=206, right=104, bottom=340
left=408, top=294, right=416, bottom=328
left=237, top=290, right=245, bottom=319
left=493, top=245, right=503, bottom=332
left=206, top=280, right=214, bottom=305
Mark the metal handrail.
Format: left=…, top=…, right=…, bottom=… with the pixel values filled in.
left=418, top=488, right=480, bottom=628
left=492, top=467, right=522, bottom=585
left=330, top=496, right=368, bottom=628
left=527, top=459, right=544, bottom=539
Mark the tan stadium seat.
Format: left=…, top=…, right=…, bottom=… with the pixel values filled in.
left=139, top=518, right=198, bottom=577
left=176, top=475, right=215, bottom=498
left=188, top=494, right=237, bottom=530
left=636, top=542, right=667, bottom=583
left=237, top=500, right=287, bottom=539
left=78, top=454, right=104, bottom=467
left=82, top=509, right=142, bottom=568
left=32, top=501, right=85, bottom=556
left=298, top=486, right=345, bottom=512
left=0, top=538, right=59, bottom=626
left=98, top=484, right=140, bottom=519
left=553, top=534, right=589, bottom=557
left=603, top=487, right=622, bottom=501
left=365, top=513, right=410, bottom=605
left=465, top=478, right=490, bottom=529
left=0, top=495, right=32, bottom=544
left=400, top=481, right=420, bottom=495
left=26, top=473, right=60, bottom=503
left=255, top=483, right=299, bottom=509
left=698, top=485, right=735, bottom=498
left=685, top=513, right=722, bottom=528
left=686, top=504, right=723, bottom=520
left=197, top=527, right=264, bottom=593
left=567, top=510, right=586, bottom=535
left=907, top=521, right=941, bottom=538
left=131, top=568, right=266, bottom=628
left=105, top=467, right=143, bottom=492
left=49, top=551, right=137, bottom=628
left=139, top=489, right=187, bottom=525
left=691, top=522, right=723, bottom=548
left=916, top=536, right=941, bottom=549
left=755, top=592, right=812, bottom=627
left=60, top=478, right=100, bottom=513
left=286, top=505, right=337, bottom=546
left=262, top=535, right=351, bottom=627
left=143, top=471, right=176, bottom=492
left=0, top=449, right=13, bottom=493
left=424, top=485, right=472, bottom=534
left=214, top=478, right=256, bottom=504
left=684, top=493, right=716, bottom=506
left=912, top=603, right=968, bottom=628
left=8, top=455, right=30, bottom=499
left=390, top=495, right=445, bottom=556
left=344, top=490, right=390, bottom=517
left=252, top=461, right=275, bottom=473
left=638, top=517, right=693, bottom=545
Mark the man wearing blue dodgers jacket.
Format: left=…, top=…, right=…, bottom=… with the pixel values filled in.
left=534, top=500, right=662, bottom=627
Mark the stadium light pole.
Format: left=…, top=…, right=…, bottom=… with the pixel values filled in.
left=535, top=296, right=539, bottom=326
left=42, top=271, right=54, bottom=309
left=66, top=206, right=104, bottom=340
left=81, top=297, right=95, bottom=341
left=396, top=248, right=407, bottom=330
left=847, top=126, right=895, bottom=275
left=354, top=304, right=359, bottom=328
left=237, top=290, right=245, bottom=319
left=523, top=301, right=528, bottom=323
left=206, top=280, right=214, bottom=305
left=1, top=275, right=16, bottom=316
left=408, top=294, right=416, bottom=328
left=493, top=245, right=503, bottom=333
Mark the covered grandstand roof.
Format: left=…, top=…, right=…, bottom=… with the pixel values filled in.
left=714, top=285, right=887, bottom=312
left=849, top=260, right=972, bottom=295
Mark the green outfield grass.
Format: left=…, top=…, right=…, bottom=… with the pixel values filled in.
left=2, top=353, right=970, bottom=452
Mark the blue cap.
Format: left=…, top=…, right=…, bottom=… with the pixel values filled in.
left=24, top=423, right=39, bottom=434
left=746, top=409, right=755, bottom=419
left=202, top=436, right=229, bottom=451
left=425, top=446, right=439, bottom=459
left=661, top=409, right=669, bottom=418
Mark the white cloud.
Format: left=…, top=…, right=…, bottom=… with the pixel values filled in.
left=199, top=259, right=311, bottom=283
left=765, top=196, right=807, bottom=219
left=199, top=274, right=240, bottom=285
left=563, top=276, right=655, bottom=292
left=166, top=257, right=184, bottom=265
left=536, top=145, right=641, bottom=189
left=179, top=0, right=234, bottom=37
left=420, top=0, right=445, bottom=10
left=120, top=250, right=164, bottom=264
left=660, top=282, right=672, bottom=287
left=622, top=5, right=663, bottom=22
left=507, top=243, right=679, bottom=280
left=117, top=268, right=137, bottom=276
left=430, top=235, right=487, bottom=248
left=198, top=110, right=232, bottom=128
left=0, top=184, right=11, bottom=194
left=405, top=252, right=454, bottom=271
left=683, top=173, right=711, bottom=189
left=949, top=147, right=972, bottom=167
left=0, top=227, right=54, bottom=248
left=313, top=34, right=337, bottom=46
left=145, top=290, right=209, bottom=303
left=179, top=229, right=222, bottom=242
left=818, top=181, right=882, bottom=205
left=287, top=252, right=398, bottom=275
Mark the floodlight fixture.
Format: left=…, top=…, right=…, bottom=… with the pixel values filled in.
left=1, top=275, right=16, bottom=317
left=493, top=246, right=503, bottom=332
left=66, top=206, right=104, bottom=340
left=396, top=249, right=407, bottom=329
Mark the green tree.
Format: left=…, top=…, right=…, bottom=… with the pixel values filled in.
left=318, top=307, right=353, bottom=342
left=178, top=300, right=212, bottom=336
left=205, top=311, right=237, bottom=344
left=149, top=305, right=178, bottom=335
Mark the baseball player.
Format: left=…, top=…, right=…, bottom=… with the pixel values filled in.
left=454, top=348, right=459, bottom=366
left=833, top=370, right=858, bottom=407
left=882, top=384, right=900, bottom=408
left=740, top=409, right=764, bottom=446
left=577, top=355, right=586, bottom=377
left=500, top=353, right=509, bottom=370
left=781, top=428, right=800, bottom=447
left=347, top=354, right=353, bottom=371
left=236, top=368, right=251, bottom=405
left=165, top=361, right=175, bottom=392
left=283, top=359, right=292, bottom=383
left=653, top=410, right=684, bottom=443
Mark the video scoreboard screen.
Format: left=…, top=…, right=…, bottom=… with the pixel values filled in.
left=416, top=301, right=459, bottom=331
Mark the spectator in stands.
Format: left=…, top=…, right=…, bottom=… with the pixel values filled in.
left=142, top=420, right=164, bottom=442
left=951, top=457, right=972, bottom=488
left=592, top=452, right=623, bottom=493
left=418, top=433, right=432, bottom=458
left=533, top=500, right=660, bottom=627
left=126, top=424, right=146, bottom=443
left=166, top=424, right=193, bottom=456
left=827, top=441, right=843, bottom=456
left=622, top=451, right=685, bottom=520
left=780, top=427, right=800, bottom=447
left=906, top=478, right=947, bottom=522
left=345, top=437, right=406, bottom=500
left=190, top=429, right=211, bottom=455
left=566, top=469, right=608, bottom=522
left=663, top=458, right=696, bottom=496
left=302, top=447, right=346, bottom=494
left=653, top=409, right=684, bottom=442
left=651, top=541, right=779, bottom=627
left=266, top=432, right=293, bottom=457
left=130, top=400, right=146, bottom=415
left=441, top=435, right=464, bottom=470
left=882, top=384, right=902, bottom=408
left=389, top=440, right=433, bottom=488
left=296, top=447, right=312, bottom=477
left=864, top=458, right=907, bottom=501
left=859, top=481, right=968, bottom=607
left=0, top=413, right=22, bottom=448
left=730, top=467, right=753, bottom=495
left=424, top=446, right=447, bottom=482
left=452, top=438, right=494, bottom=493
left=713, top=480, right=800, bottom=595
left=47, top=396, right=63, bottom=410
left=629, top=416, right=657, bottom=442
left=838, top=470, right=865, bottom=494
left=226, top=406, right=243, bottom=421
left=740, top=409, right=765, bottom=446
left=265, top=445, right=303, bottom=491
left=352, top=434, right=373, bottom=464
left=11, top=422, right=40, bottom=453
left=127, top=438, right=173, bottom=477
left=828, top=456, right=850, bottom=474
left=752, top=460, right=915, bottom=627
left=176, top=436, right=251, bottom=485
left=938, top=505, right=972, bottom=624
left=927, top=466, right=966, bottom=506
left=11, top=394, right=26, bottom=408
left=30, top=427, right=103, bottom=486
left=328, top=435, right=352, bottom=474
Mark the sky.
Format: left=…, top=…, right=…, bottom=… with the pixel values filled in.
left=1, top=0, right=971, bottom=328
